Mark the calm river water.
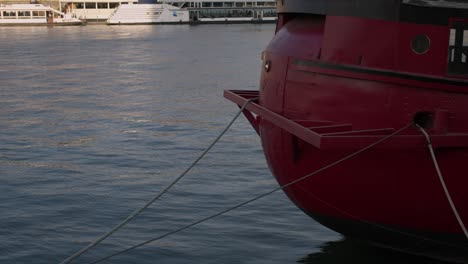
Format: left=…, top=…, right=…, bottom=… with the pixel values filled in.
left=0, top=24, right=445, bottom=264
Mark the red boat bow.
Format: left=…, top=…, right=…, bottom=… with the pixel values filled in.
left=225, top=0, right=468, bottom=261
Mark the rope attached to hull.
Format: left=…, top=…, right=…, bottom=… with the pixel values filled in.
left=418, top=125, right=468, bottom=240
left=85, top=123, right=414, bottom=264
left=62, top=117, right=468, bottom=264
left=59, top=97, right=259, bottom=264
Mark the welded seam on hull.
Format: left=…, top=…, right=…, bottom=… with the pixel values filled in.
left=293, top=59, right=468, bottom=87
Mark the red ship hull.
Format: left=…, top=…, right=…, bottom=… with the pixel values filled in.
left=225, top=13, right=468, bottom=262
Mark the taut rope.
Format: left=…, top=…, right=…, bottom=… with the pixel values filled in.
left=418, top=125, right=468, bottom=240
left=86, top=123, right=414, bottom=264
left=59, top=97, right=259, bottom=264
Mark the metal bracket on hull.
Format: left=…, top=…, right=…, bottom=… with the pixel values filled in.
left=224, top=90, right=468, bottom=149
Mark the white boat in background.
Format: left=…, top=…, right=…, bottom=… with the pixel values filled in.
left=0, top=4, right=83, bottom=25
left=107, top=3, right=189, bottom=24
left=166, top=0, right=276, bottom=23
left=61, top=0, right=138, bottom=22
left=58, top=0, right=275, bottom=24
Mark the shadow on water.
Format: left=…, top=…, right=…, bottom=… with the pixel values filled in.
left=298, top=239, right=449, bottom=264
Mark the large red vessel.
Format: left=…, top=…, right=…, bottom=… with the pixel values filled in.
left=225, top=0, right=468, bottom=262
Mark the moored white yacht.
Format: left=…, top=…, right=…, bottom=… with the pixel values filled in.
left=107, top=3, right=189, bottom=24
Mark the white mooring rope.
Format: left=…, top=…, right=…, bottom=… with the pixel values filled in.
left=59, top=97, right=259, bottom=264
left=417, top=125, right=468, bottom=240
left=85, top=123, right=414, bottom=264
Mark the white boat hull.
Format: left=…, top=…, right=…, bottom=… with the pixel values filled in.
left=107, top=4, right=189, bottom=24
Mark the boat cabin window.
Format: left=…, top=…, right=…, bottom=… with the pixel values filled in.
left=18, top=11, right=31, bottom=18
left=85, top=2, right=96, bottom=9
left=3, top=11, right=16, bottom=18
left=264, top=9, right=276, bottom=17
left=32, top=11, right=46, bottom=17
left=97, top=2, right=108, bottom=9
left=109, top=3, right=119, bottom=8
left=448, top=21, right=468, bottom=75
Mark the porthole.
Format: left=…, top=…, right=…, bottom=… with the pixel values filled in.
left=412, top=34, right=431, bottom=54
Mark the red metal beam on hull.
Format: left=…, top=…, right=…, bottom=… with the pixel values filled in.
left=225, top=90, right=322, bottom=148
left=224, top=90, right=468, bottom=150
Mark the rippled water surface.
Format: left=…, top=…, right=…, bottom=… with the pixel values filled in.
left=0, top=24, right=446, bottom=264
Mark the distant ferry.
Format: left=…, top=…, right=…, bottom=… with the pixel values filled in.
left=162, top=0, right=276, bottom=24
left=58, top=0, right=276, bottom=24
left=0, top=4, right=83, bottom=25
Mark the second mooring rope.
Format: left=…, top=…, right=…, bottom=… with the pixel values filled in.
left=417, top=125, right=468, bottom=240
left=86, top=123, right=414, bottom=264
left=59, top=97, right=259, bottom=264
